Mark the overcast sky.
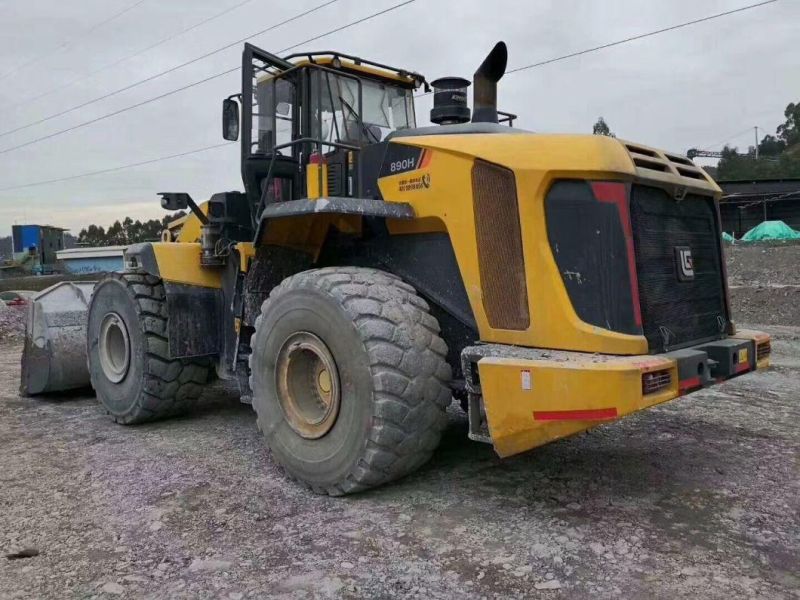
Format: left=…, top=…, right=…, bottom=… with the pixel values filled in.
left=0, top=0, right=796, bottom=236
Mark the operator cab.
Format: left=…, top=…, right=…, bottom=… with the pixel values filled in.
left=223, top=43, right=425, bottom=216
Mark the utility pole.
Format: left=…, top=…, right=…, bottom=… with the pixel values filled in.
left=754, top=125, right=759, bottom=160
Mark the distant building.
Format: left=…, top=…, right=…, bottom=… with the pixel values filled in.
left=718, top=178, right=800, bottom=237
left=56, top=246, right=126, bottom=274
left=11, top=224, right=67, bottom=266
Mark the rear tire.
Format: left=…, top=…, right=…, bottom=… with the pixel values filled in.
left=249, top=267, right=452, bottom=495
left=87, top=272, right=209, bottom=424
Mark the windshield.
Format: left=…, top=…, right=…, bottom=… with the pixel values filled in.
left=249, top=67, right=417, bottom=156
left=310, top=70, right=416, bottom=146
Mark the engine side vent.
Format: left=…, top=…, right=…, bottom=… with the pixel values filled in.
left=665, top=153, right=694, bottom=166
left=624, top=142, right=709, bottom=183
left=471, top=159, right=530, bottom=330
left=634, top=157, right=669, bottom=172
left=677, top=167, right=705, bottom=180
left=626, top=144, right=657, bottom=158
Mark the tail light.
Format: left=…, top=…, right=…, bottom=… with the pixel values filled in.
left=642, top=369, right=672, bottom=395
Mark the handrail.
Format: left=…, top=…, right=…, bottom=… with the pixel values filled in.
left=498, top=110, right=517, bottom=127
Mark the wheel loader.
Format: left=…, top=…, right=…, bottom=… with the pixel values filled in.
left=21, top=42, right=771, bottom=495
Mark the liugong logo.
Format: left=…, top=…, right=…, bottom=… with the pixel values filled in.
left=674, top=246, right=694, bottom=281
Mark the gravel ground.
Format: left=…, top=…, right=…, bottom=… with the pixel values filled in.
left=1, top=327, right=798, bottom=599
left=725, top=242, right=800, bottom=325
left=0, top=305, right=25, bottom=342
left=1, top=248, right=798, bottom=599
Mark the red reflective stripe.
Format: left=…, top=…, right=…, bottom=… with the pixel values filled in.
left=679, top=376, right=702, bottom=392
left=735, top=362, right=750, bottom=374
left=590, top=182, right=642, bottom=327
left=533, top=407, right=618, bottom=421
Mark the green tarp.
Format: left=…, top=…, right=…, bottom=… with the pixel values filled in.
left=741, top=220, right=800, bottom=242
left=722, top=232, right=736, bottom=243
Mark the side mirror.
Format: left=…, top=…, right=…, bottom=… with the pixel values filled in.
left=222, top=98, right=239, bottom=141
left=158, top=192, right=191, bottom=210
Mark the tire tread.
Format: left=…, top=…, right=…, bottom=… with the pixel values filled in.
left=249, top=266, right=451, bottom=496
left=89, top=272, right=209, bottom=424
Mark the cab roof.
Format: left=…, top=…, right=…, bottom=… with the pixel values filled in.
left=282, top=51, right=426, bottom=89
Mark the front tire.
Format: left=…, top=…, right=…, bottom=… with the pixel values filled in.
left=249, top=267, right=452, bottom=495
left=87, top=272, right=208, bottom=424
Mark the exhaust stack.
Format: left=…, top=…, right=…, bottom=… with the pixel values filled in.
left=472, top=41, right=508, bottom=124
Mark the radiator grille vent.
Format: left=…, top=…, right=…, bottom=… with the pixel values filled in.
left=633, top=157, right=669, bottom=172
left=630, top=185, right=728, bottom=351
left=471, top=160, right=529, bottom=330
left=625, top=143, right=708, bottom=182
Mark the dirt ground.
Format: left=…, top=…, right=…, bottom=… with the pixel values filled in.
left=1, top=329, right=798, bottom=599
left=725, top=242, right=800, bottom=325
left=1, top=248, right=798, bottom=599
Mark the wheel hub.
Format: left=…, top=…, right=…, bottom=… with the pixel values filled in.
left=98, top=312, right=131, bottom=384
left=275, top=332, right=341, bottom=439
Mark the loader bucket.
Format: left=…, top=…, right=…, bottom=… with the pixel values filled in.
left=20, top=281, right=96, bottom=396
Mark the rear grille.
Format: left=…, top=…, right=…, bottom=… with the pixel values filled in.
left=630, top=185, right=728, bottom=352
left=471, top=159, right=529, bottom=330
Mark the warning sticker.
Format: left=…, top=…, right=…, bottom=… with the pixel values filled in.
left=521, top=369, right=532, bottom=391
left=738, top=348, right=749, bottom=364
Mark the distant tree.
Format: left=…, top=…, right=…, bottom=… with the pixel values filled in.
left=106, top=220, right=126, bottom=245
left=758, top=134, right=786, bottom=157
left=592, top=117, right=615, bottom=137
left=717, top=144, right=800, bottom=180
left=777, top=102, right=800, bottom=148
left=77, top=212, right=187, bottom=246
left=715, top=100, right=800, bottom=180
left=78, top=224, right=107, bottom=246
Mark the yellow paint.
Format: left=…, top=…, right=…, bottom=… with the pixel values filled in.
left=165, top=214, right=187, bottom=236
left=160, top=133, right=721, bottom=358
left=477, top=354, right=678, bottom=457
left=306, top=161, right=329, bottom=198
left=151, top=243, right=222, bottom=288
left=377, top=133, right=660, bottom=354
left=733, top=328, right=771, bottom=369
left=238, top=242, right=255, bottom=273
left=738, top=348, right=749, bottom=364
left=175, top=201, right=210, bottom=244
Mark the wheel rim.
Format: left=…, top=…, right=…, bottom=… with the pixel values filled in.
left=98, top=312, right=131, bottom=384
left=275, top=332, right=341, bottom=439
